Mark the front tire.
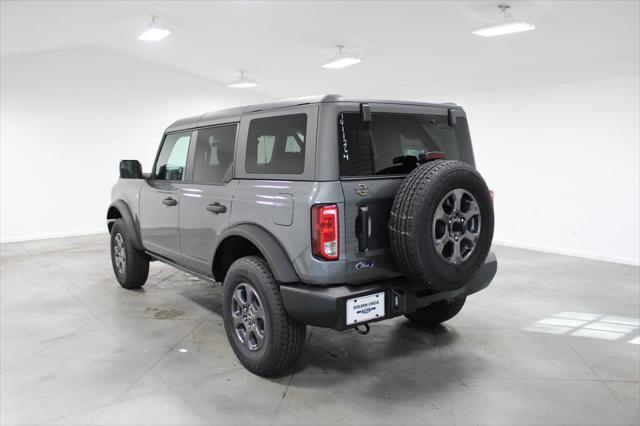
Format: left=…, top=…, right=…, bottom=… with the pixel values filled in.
left=405, top=297, right=466, bottom=326
left=110, top=219, right=149, bottom=289
left=222, top=256, right=306, bottom=377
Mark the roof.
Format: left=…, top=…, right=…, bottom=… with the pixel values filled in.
left=165, top=95, right=460, bottom=132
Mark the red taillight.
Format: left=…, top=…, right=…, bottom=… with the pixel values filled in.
left=489, top=190, right=494, bottom=202
left=311, top=204, right=339, bottom=261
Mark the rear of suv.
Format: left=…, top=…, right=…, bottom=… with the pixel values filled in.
left=107, top=95, right=497, bottom=377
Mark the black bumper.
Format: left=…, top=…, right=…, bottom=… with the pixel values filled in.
left=280, top=252, right=497, bottom=331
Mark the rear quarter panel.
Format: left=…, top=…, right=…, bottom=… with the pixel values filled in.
left=232, top=181, right=347, bottom=285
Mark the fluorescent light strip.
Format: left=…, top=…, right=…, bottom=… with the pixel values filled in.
left=472, top=21, right=535, bottom=37
left=228, top=70, right=258, bottom=88
left=228, top=80, right=258, bottom=88
left=322, top=56, right=362, bottom=69
left=138, top=28, right=171, bottom=41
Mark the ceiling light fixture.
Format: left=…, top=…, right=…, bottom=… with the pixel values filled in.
left=138, top=15, right=171, bottom=41
left=228, top=70, right=258, bottom=88
left=322, top=45, right=362, bottom=69
left=472, top=3, right=536, bottom=37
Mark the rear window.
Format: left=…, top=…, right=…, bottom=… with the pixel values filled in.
left=246, top=114, right=307, bottom=175
left=337, top=112, right=474, bottom=177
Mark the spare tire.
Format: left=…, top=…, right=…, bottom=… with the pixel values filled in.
left=389, top=160, right=494, bottom=291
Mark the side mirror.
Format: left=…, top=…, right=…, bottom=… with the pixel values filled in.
left=119, top=160, right=143, bottom=179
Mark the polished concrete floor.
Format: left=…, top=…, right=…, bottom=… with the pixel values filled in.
left=1, top=234, right=638, bottom=426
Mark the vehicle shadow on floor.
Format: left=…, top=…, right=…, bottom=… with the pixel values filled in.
left=281, top=323, right=465, bottom=402
left=291, top=322, right=461, bottom=382
left=180, top=284, right=467, bottom=395
left=179, top=286, right=224, bottom=316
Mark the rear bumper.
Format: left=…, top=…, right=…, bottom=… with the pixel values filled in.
left=280, top=252, right=497, bottom=331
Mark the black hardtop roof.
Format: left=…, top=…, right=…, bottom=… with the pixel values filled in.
left=165, top=95, right=460, bottom=132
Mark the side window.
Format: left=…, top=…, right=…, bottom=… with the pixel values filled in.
left=154, top=132, right=191, bottom=181
left=193, top=124, right=237, bottom=184
left=246, top=114, right=306, bottom=174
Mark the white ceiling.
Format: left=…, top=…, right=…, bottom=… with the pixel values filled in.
left=2, top=0, right=639, bottom=99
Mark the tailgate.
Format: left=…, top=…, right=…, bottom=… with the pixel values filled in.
left=341, top=178, right=404, bottom=284
left=335, top=102, right=474, bottom=285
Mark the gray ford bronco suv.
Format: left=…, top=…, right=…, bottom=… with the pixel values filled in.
left=107, top=95, right=497, bottom=376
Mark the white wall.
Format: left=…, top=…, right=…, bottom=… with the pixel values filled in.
left=431, top=76, right=640, bottom=265
left=2, top=50, right=638, bottom=265
left=0, top=47, right=269, bottom=242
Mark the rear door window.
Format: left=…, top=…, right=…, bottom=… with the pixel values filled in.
left=192, top=124, right=237, bottom=184
left=246, top=114, right=307, bottom=175
left=337, top=112, right=474, bottom=177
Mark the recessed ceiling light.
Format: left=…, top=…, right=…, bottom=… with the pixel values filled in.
left=322, top=45, right=362, bottom=69
left=228, top=70, right=258, bottom=88
left=472, top=3, right=536, bottom=37
left=138, top=15, right=171, bottom=42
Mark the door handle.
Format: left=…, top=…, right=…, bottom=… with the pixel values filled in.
left=162, top=197, right=178, bottom=207
left=357, top=206, right=369, bottom=252
left=206, top=202, right=227, bottom=214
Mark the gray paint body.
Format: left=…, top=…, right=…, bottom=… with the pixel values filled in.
left=109, top=95, right=482, bottom=287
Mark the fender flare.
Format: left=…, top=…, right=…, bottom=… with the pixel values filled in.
left=214, top=224, right=300, bottom=284
left=107, top=200, right=144, bottom=251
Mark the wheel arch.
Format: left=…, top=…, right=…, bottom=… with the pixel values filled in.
left=213, top=224, right=299, bottom=285
left=106, top=200, right=144, bottom=250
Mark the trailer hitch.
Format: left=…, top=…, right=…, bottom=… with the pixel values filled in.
left=354, top=323, right=370, bottom=335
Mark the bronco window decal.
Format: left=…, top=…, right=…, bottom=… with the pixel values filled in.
left=339, top=113, right=349, bottom=161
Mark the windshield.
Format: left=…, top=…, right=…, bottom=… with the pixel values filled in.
left=337, top=111, right=475, bottom=177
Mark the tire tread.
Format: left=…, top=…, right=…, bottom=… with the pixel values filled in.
left=389, top=160, right=460, bottom=288
left=111, top=219, right=149, bottom=289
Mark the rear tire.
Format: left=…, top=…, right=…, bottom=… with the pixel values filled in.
left=110, top=219, right=149, bottom=289
left=222, top=256, right=306, bottom=377
left=406, top=297, right=466, bottom=326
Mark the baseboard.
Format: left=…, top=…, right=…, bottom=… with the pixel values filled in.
left=0, top=229, right=107, bottom=244
left=493, top=239, right=640, bottom=266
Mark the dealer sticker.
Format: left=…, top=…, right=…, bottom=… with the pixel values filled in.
left=346, top=292, right=385, bottom=325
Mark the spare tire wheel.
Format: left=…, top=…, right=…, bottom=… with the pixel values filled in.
left=389, top=160, right=494, bottom=291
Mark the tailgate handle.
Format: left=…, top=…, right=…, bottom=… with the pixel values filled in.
left=357, top=206, right=369, bottom=252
